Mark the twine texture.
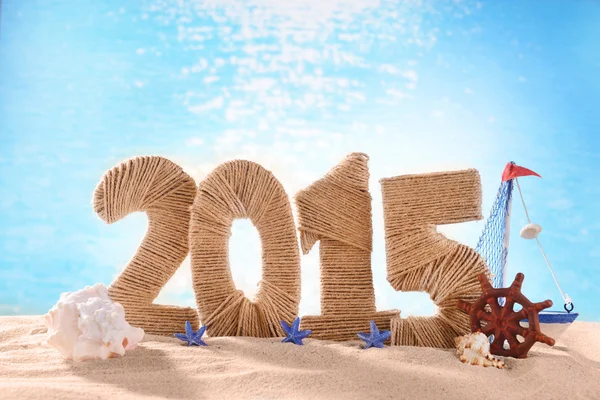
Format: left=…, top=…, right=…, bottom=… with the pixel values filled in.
left=190, top=160, right=301, bottom=337
left=296, top=153, right=400, bottom=341
left=380, top=169, right=490, bottom=348
left=93, top=156, right=199, bottom=336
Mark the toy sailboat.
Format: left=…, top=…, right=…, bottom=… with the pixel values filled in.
left=476, top=162, right=578, bottom=340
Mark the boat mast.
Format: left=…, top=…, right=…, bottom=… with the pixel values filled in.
left=501, top=179, right=514, bottom=290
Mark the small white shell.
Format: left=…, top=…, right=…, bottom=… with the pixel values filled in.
left=520, top=223, right=542, bottom=239
left=42, top=283, right=144, bottom=362
left=455, top=332, right=505, bottom=369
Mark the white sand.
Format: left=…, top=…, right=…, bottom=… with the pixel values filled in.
left=1, top=316, right=598, bottom=400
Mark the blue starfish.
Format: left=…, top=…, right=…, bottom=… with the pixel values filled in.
left=174, top=320, right=208, bottom=346
left=357, top=320, right=391, bottom=349
left=281, top=317, right=312, bottom=345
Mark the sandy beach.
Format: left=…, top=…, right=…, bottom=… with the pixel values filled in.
left=1, top=316, right=598, bottom=400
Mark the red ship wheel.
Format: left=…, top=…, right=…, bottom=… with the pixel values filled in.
left=457, top=273, right=555, bottom=358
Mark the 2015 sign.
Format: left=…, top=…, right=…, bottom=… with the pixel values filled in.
left=93, top=153, right=488, bottom=348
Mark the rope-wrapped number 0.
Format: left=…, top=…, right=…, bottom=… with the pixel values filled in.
left=190, top=160, right=301, bottom=337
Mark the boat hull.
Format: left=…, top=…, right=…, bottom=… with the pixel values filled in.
left=521, top=311, right=579, bottom=341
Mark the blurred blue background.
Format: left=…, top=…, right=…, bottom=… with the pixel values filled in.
left=1, top=0, right=598, bottom=320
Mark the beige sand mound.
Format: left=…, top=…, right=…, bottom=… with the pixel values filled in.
left=0, top=316, right=598, bottom=400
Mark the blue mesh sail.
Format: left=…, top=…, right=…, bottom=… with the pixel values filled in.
left=475, top=179, right=514, bottom=289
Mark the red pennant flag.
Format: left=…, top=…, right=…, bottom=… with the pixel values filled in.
left=501, top=162, right=542, bottom=182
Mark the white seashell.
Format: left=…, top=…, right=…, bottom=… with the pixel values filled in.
left=42, top=283, right=144, bottom=362
left=520, top=223, right=542, bottom=239
left=455, top=332, right=505, bottom=369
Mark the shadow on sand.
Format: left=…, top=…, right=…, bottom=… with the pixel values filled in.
left=70, top=344, right=202, bottom=399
